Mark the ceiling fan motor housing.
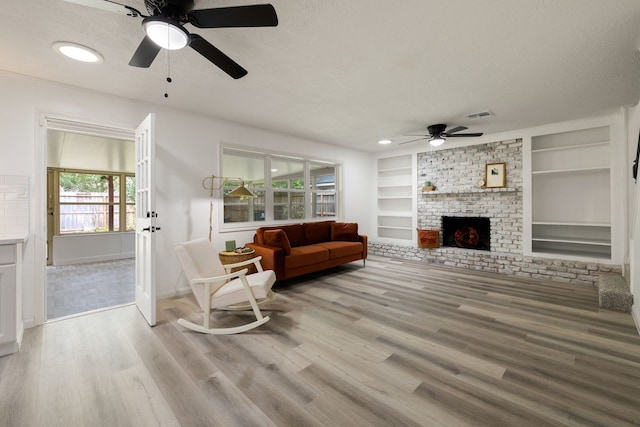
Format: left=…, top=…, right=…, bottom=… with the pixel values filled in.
left=147, top=0, right=194, bottom=19
left=427, top=124, right=447, bottom=137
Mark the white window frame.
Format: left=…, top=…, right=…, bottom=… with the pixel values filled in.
left=220, top=146, right=341, bottom=230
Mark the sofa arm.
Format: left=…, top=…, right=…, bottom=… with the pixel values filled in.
left=359, top=234, right=368, bottom=259
left=246, top=243, right=286, bottom=279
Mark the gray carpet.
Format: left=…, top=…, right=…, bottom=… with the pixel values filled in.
left=46, top=258, right=135, bottom=320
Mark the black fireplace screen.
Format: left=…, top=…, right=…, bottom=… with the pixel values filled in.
left=441, top=216, right=490, bottom=251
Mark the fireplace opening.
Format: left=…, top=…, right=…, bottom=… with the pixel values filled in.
left=442, top=216, right=490, bottom=251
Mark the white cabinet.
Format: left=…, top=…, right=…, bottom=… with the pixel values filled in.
left=530, top=125, right=612, bottom=260
left=0, top=241, right=23, bottom=357
left=377, top=155, right=414, bottom=241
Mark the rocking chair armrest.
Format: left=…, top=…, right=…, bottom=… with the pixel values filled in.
left=222, top=256, right=265, bottom=273
left=191, top=268, right=249, bottom=286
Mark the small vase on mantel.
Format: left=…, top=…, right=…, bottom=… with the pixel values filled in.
left=422, top=180, right=436, bottom=192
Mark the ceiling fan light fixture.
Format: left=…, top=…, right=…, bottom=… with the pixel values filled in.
left=429, top=136, right=446, bottom=146
left=143, top=16, right=189, bottom=50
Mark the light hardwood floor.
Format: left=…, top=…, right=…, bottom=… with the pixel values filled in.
left=1, top=255, right=639, bottom=427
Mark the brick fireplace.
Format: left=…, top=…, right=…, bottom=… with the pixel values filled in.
left=369, top=139, right=622, bottom=286
left=416, top=140, right=522, bottom=256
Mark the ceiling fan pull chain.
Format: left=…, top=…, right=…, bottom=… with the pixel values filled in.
left=163, top=23, right=172, bottom=98
left=164, top=46, right=172, bottom=98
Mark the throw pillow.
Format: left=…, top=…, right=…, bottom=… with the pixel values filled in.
left=331, top=222, right=359, bottom=242
left=263, top=229, right=292, bottom=255
left=280, top=224, right=306, bottom=247
left=304, top=221, right=334, bottom=244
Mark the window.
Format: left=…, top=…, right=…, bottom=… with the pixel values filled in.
left=222, top=148, right=339, bottom=225
left=223, top=150, right=265, bottom=223
left=271, top=157, right=305, bottom=220
left=52, top=169, right=135, bottom=234
left=310, top=162, right=337, bottom=218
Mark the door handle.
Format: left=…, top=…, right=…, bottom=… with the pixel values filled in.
left=142, top=226, right=161, bottom=232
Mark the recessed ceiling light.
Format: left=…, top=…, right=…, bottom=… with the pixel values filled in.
left=53, top=42, right=103, bottom=63
left=378, top=139, right=392, bottom=145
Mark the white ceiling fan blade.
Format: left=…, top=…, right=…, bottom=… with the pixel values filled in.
left=63, top=0, right=136, bottom=16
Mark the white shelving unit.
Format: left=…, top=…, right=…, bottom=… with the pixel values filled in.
left=377, top=155, right=414, bottom=241
left=530, top=125, right=612, bottom=260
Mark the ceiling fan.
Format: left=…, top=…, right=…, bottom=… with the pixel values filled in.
left=401, top=124, right=483, bottom=146
left=63, top=0, right=278, bottom=79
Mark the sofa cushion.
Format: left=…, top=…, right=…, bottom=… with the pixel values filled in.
left=285, top=245, right=330, bottom=269
left=331, top=222, right=359, bottom=242
left=281, top=224, right=306, bottom=247
left=315, top=241, right=363, bottom=259
left=263, top=229, right=292, bottom=255
left=256, top=223, right=307, bottom=247
left=303, top=221, right=334, bottom=244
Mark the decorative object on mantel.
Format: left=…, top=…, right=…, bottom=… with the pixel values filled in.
left=202, top=175, right=256, bottom=241
left=485, top=162, right=506, bottom=188
left=417, top=229, right=440, bottom=248
left=422, top=180, right=436, bottom=191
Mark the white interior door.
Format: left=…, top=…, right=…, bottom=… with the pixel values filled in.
left=135, top=113, right=157, bottom=326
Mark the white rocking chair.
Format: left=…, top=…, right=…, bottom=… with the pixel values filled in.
left=174, top=237, right=276, bottom=335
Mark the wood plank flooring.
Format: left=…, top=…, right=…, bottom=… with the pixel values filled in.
left=1, top=255, right=639, bottom=426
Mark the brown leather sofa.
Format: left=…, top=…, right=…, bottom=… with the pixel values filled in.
left=246, top=220, right=367, bottom=281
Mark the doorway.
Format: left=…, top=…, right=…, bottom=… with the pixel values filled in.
left=44, top=127, right=136, bottom=320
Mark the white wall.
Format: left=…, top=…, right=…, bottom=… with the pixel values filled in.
left=52, top=232, right=134, bottom=265
left=626, top=101, right=640, bottom=330
left=0, top=71, right=374, bottom=326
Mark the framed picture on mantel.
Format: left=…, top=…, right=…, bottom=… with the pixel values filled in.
left=485, top=162, right=506, bottom=188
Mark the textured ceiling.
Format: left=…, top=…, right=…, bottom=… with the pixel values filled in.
left=2, top=0, right=640, bottom=152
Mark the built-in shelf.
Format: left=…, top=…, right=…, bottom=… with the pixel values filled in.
left=531, top=141, right=609, bottom=153
left=530, top=242, right=611, bottom=260
left=377, top=155, right=413, bottom=241
left=532, top=237, right=611, bottom=246
left=377, top=211, right=413, bottom=218
left=378, top=184, right=412, bottom=188
left=532, top=221, right=611, bottom=227
left=378, top=225, right=411, bottom=231
left=378, top=167, right=412, bottom=173
left=530, top=125, right=612, bottom=260
left=532, top=167, right=609, bottom=175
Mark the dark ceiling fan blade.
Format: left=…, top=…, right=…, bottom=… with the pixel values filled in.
left=189, top=34, right=248, bottom=79
left=188, top=4, right=278, bottom=28
left=128, top=36, right=162, bottom=68
left=444, top=126, right=467, bottom=134
left=399, top=137, right=428, bottom=145
left=446, top=133, right=484, bottom=137
left=63, top=0, right=142, bottom=17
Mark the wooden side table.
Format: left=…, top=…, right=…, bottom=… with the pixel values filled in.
left=218, top=249, right=258, bottom=274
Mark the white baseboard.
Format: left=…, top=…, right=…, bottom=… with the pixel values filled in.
left=157, top=286, right=191, bottom=299
left=633, top=304, right=640, bottom=336
left=53, top=253, right=134, bottom=266
left=0, top=341, right=19, bottom=357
